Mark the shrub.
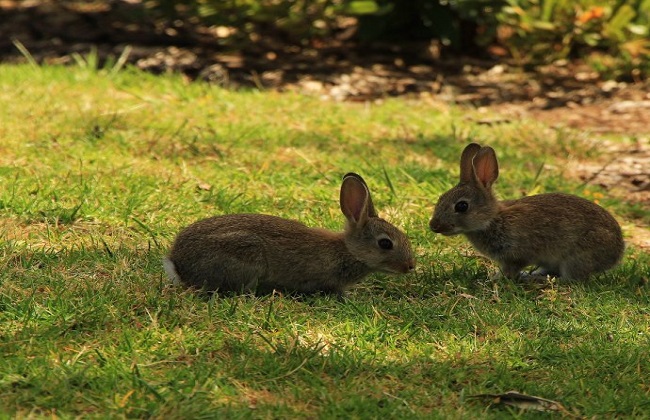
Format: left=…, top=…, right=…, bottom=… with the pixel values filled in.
left=145, top=0, right=649, bottom=78
left=496, top=0, right=650, bottom=78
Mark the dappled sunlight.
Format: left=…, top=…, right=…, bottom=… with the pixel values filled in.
left=0, top=63, right=648, bottom=418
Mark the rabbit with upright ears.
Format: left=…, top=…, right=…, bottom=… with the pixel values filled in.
left=164, top=172, right=415, bottom=295
left=429, top=143, right=624, bottom=280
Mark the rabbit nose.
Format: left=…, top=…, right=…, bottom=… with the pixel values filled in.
left=407, top=259, right=416, bottom=272
left=430, top=219, right=452, bottom=234
left=429, top=218, right=443, bottom=232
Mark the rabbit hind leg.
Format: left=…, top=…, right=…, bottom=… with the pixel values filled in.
left=216, top=254, right=268, bottom=293
left=559, top=260, right=594, bottom=281
left=499, top=260, right=529, bottom=280
left=530, top=264, right=561, bottom=278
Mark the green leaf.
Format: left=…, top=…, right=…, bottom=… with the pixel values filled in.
left=344, top=1, right=380, bottom=15
left=583, top=32, right=603, bottom=47
left=628, top=24, right=649, bottom=36
left=604, top=4, right=636, bottom=41
left=641, top=0, right=650, bottom=16
left=583, top=32, right=602, bottom=46
left=541, top=0, right=558, bottom=22
left=531, top=21, right=557, bottom=31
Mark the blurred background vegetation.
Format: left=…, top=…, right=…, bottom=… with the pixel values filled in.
left=138, top=0, right=649, bottom=79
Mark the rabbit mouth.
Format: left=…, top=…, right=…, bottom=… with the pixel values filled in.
left=435, top=230, right=459, bottom=236
left=429, top=220, right=458, bottom=236
left=383, top=260, right=416, bottom=274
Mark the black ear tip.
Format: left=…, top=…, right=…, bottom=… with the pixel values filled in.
left=462, top=143, right=482, bottom=159
left=476, top=146, right=497, bottom=158
left=342, top=173, right=368, bottom=187
left=465, top=143, right=482, bottom=153
left=342, top=172, right=362, bottom=181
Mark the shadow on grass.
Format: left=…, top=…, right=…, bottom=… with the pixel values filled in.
left=1, top=241, right=649, bottom=416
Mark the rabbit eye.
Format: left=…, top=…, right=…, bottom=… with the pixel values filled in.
left=454, top=201, right=469, bottom=213
left=378, top=238, right=393, bottom=250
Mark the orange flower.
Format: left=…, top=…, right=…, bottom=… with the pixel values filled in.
left=577, top=6, right=605, bottom=24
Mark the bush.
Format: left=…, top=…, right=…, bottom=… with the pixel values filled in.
left=496, top=0, right=650, bottom=78
left=148, top=0, right=345, bottom=43
left=146, top=0, right=649, bottom=78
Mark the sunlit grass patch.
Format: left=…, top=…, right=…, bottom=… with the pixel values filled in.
left=0, top=63, right=648, bottom=418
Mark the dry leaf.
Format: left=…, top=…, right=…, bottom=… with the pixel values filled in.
left=469, top=390, right=568, bottom=413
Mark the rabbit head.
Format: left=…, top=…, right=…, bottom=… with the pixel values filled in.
left=430, top=143, right=501, bottom=235
left=341, top=173, right=415, bottom=275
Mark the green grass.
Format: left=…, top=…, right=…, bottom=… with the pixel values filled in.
left=1, top=63, right=649, bottom=418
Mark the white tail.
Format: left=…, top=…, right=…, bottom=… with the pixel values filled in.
left=162, top=257, right=182, bottom=285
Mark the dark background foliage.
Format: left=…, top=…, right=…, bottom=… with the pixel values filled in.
left=144, top=0, right=648, bottom=78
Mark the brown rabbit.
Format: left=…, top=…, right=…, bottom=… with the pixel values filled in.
left=429, top=143, right=624, bottom=280
left=164, top=173, right=415, bottom=294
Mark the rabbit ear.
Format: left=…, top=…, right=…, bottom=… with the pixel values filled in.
left=459, top=143, right=482, bottom=183
left=472, top=146, right=499, bottom=189
left=340, top=173, right=376, bottom=225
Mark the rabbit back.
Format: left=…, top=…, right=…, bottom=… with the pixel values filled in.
left=465, top=193, right=624, bottom=279
left=166, top=213, right=412, bottom=294
left=167, top=214, right=350, bottom=293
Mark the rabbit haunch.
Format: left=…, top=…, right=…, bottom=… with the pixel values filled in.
left=164, top=173, right=415, bottom=294
left=429, top=143, right=624, bottom=280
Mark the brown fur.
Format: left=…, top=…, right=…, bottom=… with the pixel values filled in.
left=165, top=173, right=415, bottom=294
left=429, top=143, right=625, bottom=280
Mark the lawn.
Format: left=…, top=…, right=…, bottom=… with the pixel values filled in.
left=1, top=63, right=649, bottom=418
